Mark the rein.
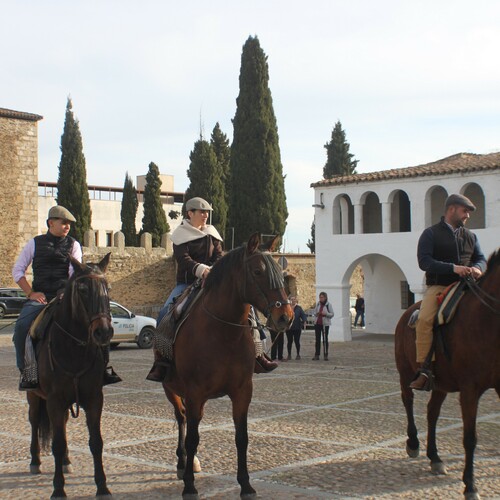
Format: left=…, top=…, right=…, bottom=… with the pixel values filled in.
left=201, top=250, right=289, bottom=330
left=464, top=275, right=500, bottom=315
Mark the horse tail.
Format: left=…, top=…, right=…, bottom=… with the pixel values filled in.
left=38, top=399, right=52, bottom=451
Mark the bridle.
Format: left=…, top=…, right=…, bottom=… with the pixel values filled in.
left=48, top=271, right=112, bottom=418
left=464, top=275, right=500, bottom=315
left=202, top=250, right=290, bottom=329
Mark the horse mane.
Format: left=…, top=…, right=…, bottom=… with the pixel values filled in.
left=204, top=246, right=246, bottom=292
left=483, top=248, right=500, bottom=279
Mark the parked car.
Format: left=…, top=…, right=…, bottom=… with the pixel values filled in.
left=0, top=288, right=28, bottom=318
left=109, top=301, right=155, bottom=349
left=305, top=308, right=316, bottom=329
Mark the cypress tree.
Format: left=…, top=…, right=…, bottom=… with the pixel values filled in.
left=141, top=162, right=169, bottom=246
left=323, top=121, right=358, bottom=178
left=229, top=36, right=288, bottom=247
left=120, top=172, right=138, bottom=246
left=184, top=137, right=227, bottom=238
left=210, top=123, right=230, bottom=239
left=56, top=97, right=91, bottom=242
left=306, top=219, right=315, bottom=254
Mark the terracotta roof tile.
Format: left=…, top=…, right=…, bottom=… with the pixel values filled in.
left=0, top=107, right=43, bottom=122
left=310, top=152, right=500, bottom=187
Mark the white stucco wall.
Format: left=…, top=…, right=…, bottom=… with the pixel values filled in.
left=313, top=168, right=500, bottom=341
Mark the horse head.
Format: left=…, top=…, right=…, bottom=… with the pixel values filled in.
left=244, top=233, right=293, bottom=332
left=68, top=253, right=114, bottom=346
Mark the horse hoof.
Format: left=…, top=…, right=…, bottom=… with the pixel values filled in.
left=97, top=487, right=112, bottom=498
left=241, top=490, right=257, bottom=498
left=464, top=493, right=481, bottom=500
left=431, top=462, right=447, bottom=475
left=50, top=491, right=67, bottom=499
left=30, top=464, right=41, bottom=474
left=193, top=456, right=201, bottom=473
left=63, top=464, right=73, bottom=474
left=182, top=492, right=199, bottom=500
left=406, top=444, right=419, bottom=458
left=177, top=468, right=184, bottom=480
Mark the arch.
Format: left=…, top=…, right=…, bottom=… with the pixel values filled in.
left=462, top=183, right=485, bottom=229
left=362, top=192, right=382, bottom=233
left=388, top=189, right=411, bottom=232
left=342, top=253, right=411, bottom=334
left=332, top=194, right=354, bottom=235
left=425, top=186, right=448, bottom=227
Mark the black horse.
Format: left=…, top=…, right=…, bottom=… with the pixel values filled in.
left=27, top=253, right=114, bottom=499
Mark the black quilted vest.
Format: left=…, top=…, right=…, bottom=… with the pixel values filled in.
left=32, top=232, right=75, bottom=300
left=425, top=219, right=477, bottom=286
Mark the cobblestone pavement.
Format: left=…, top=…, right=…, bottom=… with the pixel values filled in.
left=0, top=328, right=498, bottom=499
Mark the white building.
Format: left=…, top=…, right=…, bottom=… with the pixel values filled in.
left=38, top=174, right=184, bottom=246
left=311, top=152, right=500, bottom=341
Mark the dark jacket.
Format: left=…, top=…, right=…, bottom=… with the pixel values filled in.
left=173, top=235, right=223, bottom=285
left=32, top=232, right=75, bottom=300
left=417, top=218, right=486, bottom=286
left=288, top=305, right=307, bottom=331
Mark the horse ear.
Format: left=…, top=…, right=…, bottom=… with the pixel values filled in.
left=99, top=252, right=111, bottom=273
left=69, top=256, right=86, bottom=274
left=265, top=235, right=281, bottom=253
left=246, top=233, right=261, bottom=254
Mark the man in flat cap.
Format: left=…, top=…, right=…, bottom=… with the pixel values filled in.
left=411, top=193, right=486, bottom=390
left=12, top=205, right=120, bottom=389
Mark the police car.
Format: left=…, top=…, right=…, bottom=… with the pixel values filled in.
left=110, top=301, right=156, bottom=349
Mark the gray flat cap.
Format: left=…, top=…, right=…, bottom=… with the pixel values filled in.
left=185, top=197, right=213, bottom=211
left=445, top=194, right=476, bottom=211
left=47, top=205, right=77, bottom=221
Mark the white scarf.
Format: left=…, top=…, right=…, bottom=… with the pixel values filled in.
left=170, top=219, right=223, bottom=246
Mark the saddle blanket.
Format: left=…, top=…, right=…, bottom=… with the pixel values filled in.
left=407, top=280, right=466, bottom=328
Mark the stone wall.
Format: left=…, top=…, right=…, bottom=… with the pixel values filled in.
left=0, top=109, right=42, bottom=287
left=83, top=246, right=176, bottom=318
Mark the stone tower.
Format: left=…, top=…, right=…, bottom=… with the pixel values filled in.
left=0, top=108, right=43, bottom=287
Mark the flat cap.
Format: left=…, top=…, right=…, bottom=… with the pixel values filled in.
left=445, top=194, right=476, bottom=211
left=47, top=205, right=77, bottom=222
left=185, top=197, right=213, bottom=211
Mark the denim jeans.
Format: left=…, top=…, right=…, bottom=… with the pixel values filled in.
left=156, top=283, right=189, bottom=325
left=12, top=301, right=45, bottom=370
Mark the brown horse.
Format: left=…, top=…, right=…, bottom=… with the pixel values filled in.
left=395, top=249, right=500, bottom=500
left=160, top=233, right=293, bottom=498
left=27, top=253, right=114, bottom=499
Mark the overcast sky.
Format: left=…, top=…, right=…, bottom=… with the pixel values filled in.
left=2, top=1, right=499, bottom=252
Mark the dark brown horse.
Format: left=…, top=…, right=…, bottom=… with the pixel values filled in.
left=395, top=249, right=500, bottom=500
left=27, top=253, right=114, bottom=499
left=160, top=233, right=293, bottom=498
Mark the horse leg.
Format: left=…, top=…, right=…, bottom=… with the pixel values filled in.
left=46, top=401, right=67, bottom=499
left=426, top=389, right=448, bottom=475
left=62, top=410, right=73, bottom=474
left=401, top=383, right=419, bottom=457
left=164, top=389, right=188, bottom=478
left=231, top=387, right=256, bottom=498
left=27, top=393, right=42, bottom=474
left=460, top=388, right=481, bottom=500
left=86, top=396, right=111, bottom=497
left=182, top=398, right=204, bottom=498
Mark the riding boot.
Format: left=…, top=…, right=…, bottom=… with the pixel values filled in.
left=146, top=350, right=171, bottom=382
left=18, top=369, right=38, bottom=391
left=254, top=353, right=278, bottom=374
left=409, top=362, right=434, bottom=391
left=102, top=345, right=122, bottom=385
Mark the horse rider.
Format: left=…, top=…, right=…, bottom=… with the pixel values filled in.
left=12, top=205, right=121, bottom=390
left=147, top=197, right=278, bottom=382
left=410, top=193, right=486, bottom=390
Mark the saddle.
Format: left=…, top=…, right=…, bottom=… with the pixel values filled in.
left=407, top=280, right=467, bottom=329
left=154, top=281, right=204, bottom=360
left=29, top=297, right=59, bottom=340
